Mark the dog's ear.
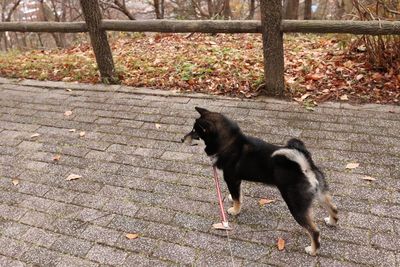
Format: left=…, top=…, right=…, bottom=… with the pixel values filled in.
left=195, top=107, right=210, bottom=116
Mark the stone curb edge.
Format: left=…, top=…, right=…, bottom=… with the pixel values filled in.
left=1, top=77, right=399, bottom=113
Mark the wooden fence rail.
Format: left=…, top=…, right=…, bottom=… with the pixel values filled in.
left=1, top=20, right=400, bottom=35
left=1, top=3, right=400, bottom=95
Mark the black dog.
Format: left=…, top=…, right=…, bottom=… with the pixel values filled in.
left=182, top=107, right=338, bottom=256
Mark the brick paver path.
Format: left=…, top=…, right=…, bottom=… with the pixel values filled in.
left=0, top=78, right=399, bottom=266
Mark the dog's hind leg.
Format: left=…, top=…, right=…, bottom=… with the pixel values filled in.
left=280, top=188, right=320, bottom=256
left=226, top=180, right=242, bottom=216
left=319, top=192, right=338, bottom=226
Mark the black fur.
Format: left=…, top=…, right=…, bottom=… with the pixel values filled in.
left=182, top=107, right=338, bottom=255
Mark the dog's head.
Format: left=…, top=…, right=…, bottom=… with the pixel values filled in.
left=181, top=107, right=241, bottom=156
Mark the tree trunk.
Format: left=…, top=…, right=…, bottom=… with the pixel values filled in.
left=79, top=0, right=118, bottom=84
left=304, top=0, right=312, bottom=19
left=222, top=0, right=232, bottom=19
left=154, top=0, right=165, bottom=19
left=59, top=0, right=67, bottom=47
left=247, top=0, right=256, bottom=19
left=37, top=33, right=44, bottom=48
left=207, top=0, right=214, bottom=18
left=260, top=0, right=285, bottom=96
left=39, top=0, right=66, bottom=48
left=314, top=0, right=328, bottom=19
left=161, top=0, right=165, bottom=18
left=285, top=0, right=299, bottom=19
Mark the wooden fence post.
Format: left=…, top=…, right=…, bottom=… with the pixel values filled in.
left=79, top=0, right=118, bottom=84
left=260, top=0, right=285, bottom=97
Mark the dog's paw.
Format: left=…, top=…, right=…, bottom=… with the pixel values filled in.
left=227, top=206, right=240, bottom=216
left=305, top=246, right=317, bottom=256
left=227, top=194, right=233, bottom=202
left=324, top=216, right=337, bottom=226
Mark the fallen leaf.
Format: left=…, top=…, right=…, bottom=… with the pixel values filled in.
left=125, top=233, right=139, bottom=239
left=356, top=74, right=364, bottom=81
left=212, top=222, right=232, bottom=230
left=372, top=72, right=383, bottom=81
left=79, top=131, right=86, bottom=137
left=64, top=110, right=73, bottom=116
left=300, top=93, right=311, bottom=101
left=12, top=179, right=19, bottom=186
left=361, top=176, right=376, bottom=181
left=65, top=88, right=72, bottom=92
left=53, top=154, right=61, bottom=161
left=346, top=162, right=359, bottom=169
left=69, top=129, right=76, bottom=132
left=155, top=123, right=161, bottom=130
left=30, top=133, right=40, bottom=138
left=259, top=198, right=276, bottom=206
left=294, top=93, right=311, bottom=102
left=340, top=94, right=349, bottom=101
left=277, top=238, right=285, bottom=251
left=66, top=174, right=82, bottom=181
left=306, top=74, right=323, bottom=81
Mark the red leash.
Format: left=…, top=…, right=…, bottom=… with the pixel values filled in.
left=212, top=166, right=235, bottom=266
left=212, top=165, right=232, bottom=230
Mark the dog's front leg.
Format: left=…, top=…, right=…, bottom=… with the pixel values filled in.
left=226, top=180, right=242, bottom=216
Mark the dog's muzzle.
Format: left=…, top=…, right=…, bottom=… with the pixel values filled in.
left=181, top=129, right=200, bottom=145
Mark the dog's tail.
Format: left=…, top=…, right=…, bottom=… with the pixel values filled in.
left=272, top=138, right=323, bottom=190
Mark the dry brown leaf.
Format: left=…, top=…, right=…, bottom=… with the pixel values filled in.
left=356, top=74, right=364, bottom=81
left=79, top=131, right=86, bottom=137
left=212, top=222, right=232, bottom=230
left=307, top=74, right=323, bottom=81
left=66, top=174, right=82, bottom=181
left=294, top=93, right=311, bottom=102
left=346, top=163, right=359, bottom=169
left=12, top=179, right=19, bottom=186
left=361, top=176, right=376, bottom=181
left=300, top=93, right=311, bottom=101
left=277, top=238, right=285, bottom=251
left=30, top=133, right=40, bottom=138
left=53, top=154, right=61, bottom=161
left=64, top=110, right=73, bottom=116
left=259, top=198, right=276, bottom=206
left=340, top=94, right=349, bottom=101
left=125, top=233, right=139, bottom=240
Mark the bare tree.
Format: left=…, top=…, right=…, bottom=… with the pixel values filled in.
left=170, top=0, right=196, bottom=19
left=222, top=0, right=232, bottom=19
left=247, top=0, right=256, bottom=19
left=304, top=0, right=312, bottom=19
left=38, top=0, right=67, bottom=48
left=190, top=0, right=232, bottom=19
left=285, top=0, right=299, bottom=19
left=0, top=0, right=22, bottom=50
left=99, top=0, right=136, bottom=20
left=153, top=0, right=165, bottom=19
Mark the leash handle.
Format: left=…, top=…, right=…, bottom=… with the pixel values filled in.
left=212, top=166, right=228, bottom=225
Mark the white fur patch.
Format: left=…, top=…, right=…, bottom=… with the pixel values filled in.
left=272, top=148, right=319, bottom=189
left=324, top=216, right=337, bottom=226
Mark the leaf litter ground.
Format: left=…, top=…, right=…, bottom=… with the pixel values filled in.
left=0, top=33, right=398, bottom=105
